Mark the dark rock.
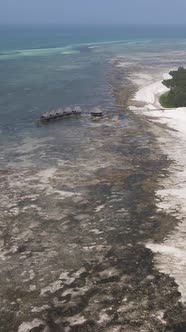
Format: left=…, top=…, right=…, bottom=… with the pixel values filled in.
left=172, top=321, right=186, bottom=332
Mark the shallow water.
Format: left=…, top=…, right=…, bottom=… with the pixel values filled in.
left=1, top=109, right=175, bottom=331
left=1, top=26, right=186, bottom=331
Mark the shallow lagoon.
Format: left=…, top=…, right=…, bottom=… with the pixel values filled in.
left=1, top=26, right=186, bottom=330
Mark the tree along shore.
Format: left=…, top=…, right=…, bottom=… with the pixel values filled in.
left=160, top=66, right=186, bottom=108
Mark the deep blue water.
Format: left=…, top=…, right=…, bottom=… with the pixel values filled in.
left=1, top=25, right=186, bottom=51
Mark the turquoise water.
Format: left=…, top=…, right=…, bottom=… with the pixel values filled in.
left=1, top=25, right=186, bottom=59
left=1, top=25, right=186, bottom=51
left=1, top=25, right=186, bottom=161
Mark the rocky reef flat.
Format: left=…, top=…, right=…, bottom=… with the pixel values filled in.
left=1, top=48, right=186, bottom=331
left=0, top=106, right=185, bottom=332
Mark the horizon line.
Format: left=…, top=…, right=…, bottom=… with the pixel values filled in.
left=1, top=22, right=186, bottom=27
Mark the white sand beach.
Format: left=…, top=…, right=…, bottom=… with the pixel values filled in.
left=133, top=73, right=171, bottom=108
left=130, top=72, right=186, bottom=302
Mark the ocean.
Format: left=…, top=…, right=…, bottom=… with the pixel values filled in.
left=1, top=25, right=186, bottom=130
left=1, top=25, right=186, bottom=160
left=1, top=25, right=186, bottom=331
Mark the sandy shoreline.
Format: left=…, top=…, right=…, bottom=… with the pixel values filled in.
left=132, top=72, right=171, bottom=109
left=129, top=71, right=186, bottom=303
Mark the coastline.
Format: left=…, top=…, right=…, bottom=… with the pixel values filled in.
left=129, top=71, right=186, bottom=303
left=131, top=72, right=171, bottom=110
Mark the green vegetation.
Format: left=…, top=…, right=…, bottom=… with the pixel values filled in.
left=160, top=66, right=186, bottom=108
left=159, top=92, right=174, bottom=108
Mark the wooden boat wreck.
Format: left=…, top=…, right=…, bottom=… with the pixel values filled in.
left=40, top=107, right=82, bottom=123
